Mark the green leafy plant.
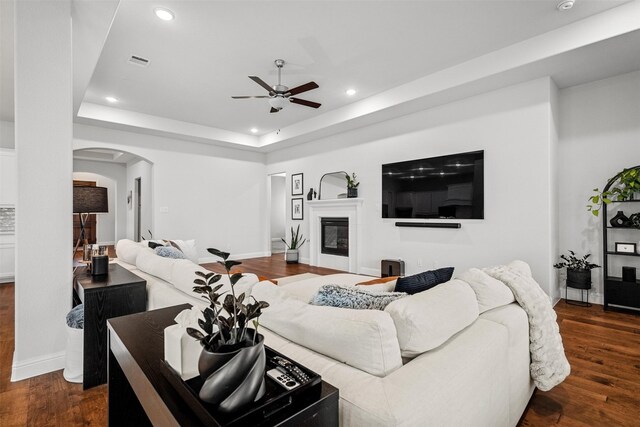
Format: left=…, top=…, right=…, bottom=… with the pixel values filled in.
left=588, top=167, right=640, bottom=216
left=187, top=248, right=269, bottom=352
left=281, top=224, right=306, bottom=250
left=345, top=172, right=359, bottom=189
left=553, top=250, right=600, bottom=271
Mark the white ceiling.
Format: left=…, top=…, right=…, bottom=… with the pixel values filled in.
left=3, top=0, right=640, bottom=152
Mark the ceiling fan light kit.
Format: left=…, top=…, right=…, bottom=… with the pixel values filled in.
left=232, top=59, right=321, bottom=113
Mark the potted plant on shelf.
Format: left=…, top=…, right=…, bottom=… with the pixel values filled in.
left=587, top=166, right=640, bottom=216
left=282, top=224, right=306, bottom=264
left=345, top=172, right=359, bottom=198
left=553, top=250, right=600, bottom=290
left=186, top=248, right=269, bottom=412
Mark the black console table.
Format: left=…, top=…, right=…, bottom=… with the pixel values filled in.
left=73, top=263, right=146, bottom=389
left=107, top=304, right=339, bottom=426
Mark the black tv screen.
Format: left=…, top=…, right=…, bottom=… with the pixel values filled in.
left=382, top=150, right=484, bottom=219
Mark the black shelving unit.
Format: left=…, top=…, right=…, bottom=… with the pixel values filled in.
left=602, top=171, right=640, bottom=312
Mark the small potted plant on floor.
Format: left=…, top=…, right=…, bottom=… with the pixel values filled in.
left=187, top=248, right=269, bottom=412
left=553, top=250, right=600, bottom=290
left=282, top=224, right=306, bottom=264
left=345, top=172, right=359, bottom=198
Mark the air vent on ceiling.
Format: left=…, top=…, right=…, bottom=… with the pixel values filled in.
left=128, top=55, right=150, bottom=67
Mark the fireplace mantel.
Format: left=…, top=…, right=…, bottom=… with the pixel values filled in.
left=308, top=198, right=364, bottom=273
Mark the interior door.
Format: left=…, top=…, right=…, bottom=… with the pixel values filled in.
left=73, top=180, right=97, bottom=244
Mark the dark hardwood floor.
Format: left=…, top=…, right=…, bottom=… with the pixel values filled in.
left=1, top=255, right=638, bottom=426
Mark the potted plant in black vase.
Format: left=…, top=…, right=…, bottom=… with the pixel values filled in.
left=346, top=172, right=359, bottom=198
left=553, top=250, right=600, bottom=291
left=282, top=225, right=306, bottom=264
left=187, top=248, right=269, bottom=413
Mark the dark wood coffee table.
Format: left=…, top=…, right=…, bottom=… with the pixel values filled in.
left=107, top=304, right=339, bottom=426
left=73, top=263, right=146, bottom=389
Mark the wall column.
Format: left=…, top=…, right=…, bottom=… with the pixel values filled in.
left=13, top=0, right=73, bottom=380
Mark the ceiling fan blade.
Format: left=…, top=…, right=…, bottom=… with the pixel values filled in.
left=231, top=96, right=270, bottom=99
left=289, top=98, right=321, bottom=109
left=249, top=76, right=275, bottom=94
left=286, top=81, right=319, bottom=96
left=270, top=107, right=280, bottom=113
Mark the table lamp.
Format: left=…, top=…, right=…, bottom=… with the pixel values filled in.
left=73, top=186, right=108, bottom=260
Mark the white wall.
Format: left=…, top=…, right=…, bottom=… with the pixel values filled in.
left=270, top=175, right=286, bottom=242
left=126, top=159, right=153, bottom=241
left=558, top=70, right=640, bottom=304
left=0, top=120, right=14, bottom=149
left=267, top=78, right=559, bottom=298
left=72, top=171, right=118, bottom=244
left=74, top=123, right=268, bottom=260
left=13, top=0, right=73, bottom=380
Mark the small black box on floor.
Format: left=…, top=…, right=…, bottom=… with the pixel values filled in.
left=381, top=259, right=405, bottom=277
left=622, top=266, right=636, bottom=283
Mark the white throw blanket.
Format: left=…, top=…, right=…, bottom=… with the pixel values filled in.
left=484, top=263, right=570, bottom=391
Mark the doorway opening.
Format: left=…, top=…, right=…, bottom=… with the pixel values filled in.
left=134, top=177, right=142, bottom=242
left=269, top=173, right=287, bottom=254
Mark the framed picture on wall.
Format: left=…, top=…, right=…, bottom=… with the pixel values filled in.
left=292, top=173, right=304, bottom=196
left=292, top=198, right=304, bottom=220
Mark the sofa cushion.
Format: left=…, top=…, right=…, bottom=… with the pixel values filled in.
left=155, top=246, right=186, bottom=259
left=456, top=268, right=515, bottom=313
left=116, top=239, right=151, bottom=265
left=355, top=281, right=397, bottom=293
left=135, top=250, right=178, bottom=283
left=384, top=279, right=479, bottom=357
left=252, top=282, right=403, bottom=377
left=279, top=273, right=374, bottom=302
left=394, top=267, right=454, bottom=294
left=310, top=285, right=407, bottom=310
left=170, top=259, right=213, bottom=296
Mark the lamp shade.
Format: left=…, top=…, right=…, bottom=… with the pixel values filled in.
left=73, top=186, right=108, bottom=214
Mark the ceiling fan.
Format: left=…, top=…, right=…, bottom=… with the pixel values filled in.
left=232, top=59, right=321, bottom=113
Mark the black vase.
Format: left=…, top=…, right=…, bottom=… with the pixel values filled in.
left=610, top=211, right=630, bottom=228
left=566, top=268, right=591, bottom=290
left=347, top=187, right=358, bottom=198
left=198, top=329, right=266, bottom=413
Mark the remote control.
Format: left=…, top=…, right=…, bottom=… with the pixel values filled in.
left=266, top=368, right=300, bottom=390
left=271, top=356, right=310, bottom=384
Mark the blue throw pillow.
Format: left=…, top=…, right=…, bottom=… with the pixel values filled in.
left=155, top=246, right=186, bottom=259
left=394, top=267, right=454, bottom=295
left=310, top=285, right=407, bottom=310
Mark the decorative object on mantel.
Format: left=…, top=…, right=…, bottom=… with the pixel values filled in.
left=282, top=224, right=306, bottom=264
left=291, top=198, right=304, bottom=220
left=306, top=187, right=317, bottom=200
left=609, top=211, right=631, bottom=228
left=186, top=248, right=270, bottom=412
left=587, top=166, right=640, bottom=216
left=345, top=172, right=359, bottom=198
left=318, top=171, right=348, bottom=200
left=553, top=250, right=600, bottom=307
left=291, top=173, right=303, bottom=196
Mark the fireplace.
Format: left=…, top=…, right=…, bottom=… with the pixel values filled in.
left=321, top=217, right=349, bottom=257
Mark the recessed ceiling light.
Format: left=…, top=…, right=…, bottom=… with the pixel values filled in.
left=154, top=7, right=175, bottom=21
left=345, top=88, right=357, bottom=96
left=250, top=128, right=258, bottom=134
left=440, top=171, right=445, bottom=175
left=557, top=0, right=575, bottom=11
left=105, top=96, right=118, bottom=103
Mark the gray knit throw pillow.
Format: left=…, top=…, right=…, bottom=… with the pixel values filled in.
left=310, top=285, right=407, bottom=310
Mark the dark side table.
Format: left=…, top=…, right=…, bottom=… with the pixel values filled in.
left=107, top=304, right=339, bottom=426
left=73, top=263, right=146, bottom=389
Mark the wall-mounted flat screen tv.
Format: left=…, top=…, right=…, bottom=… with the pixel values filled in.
left=382, top=150, right=484, bottom=219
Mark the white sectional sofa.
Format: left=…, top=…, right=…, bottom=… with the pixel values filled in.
left=115, top=239, right=534, bottom=426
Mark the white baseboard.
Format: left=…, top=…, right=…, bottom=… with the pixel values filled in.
left=0, top=274, right=15, bottom=283
left=97, top=241, right=115, bottom=246
left=299, top=257, right=310, bottom=265
left=359, top=267, right=380, bottom=277
left=198, top=251, right=271, bottom=264
left=11, top=350, right=66, bottom=382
